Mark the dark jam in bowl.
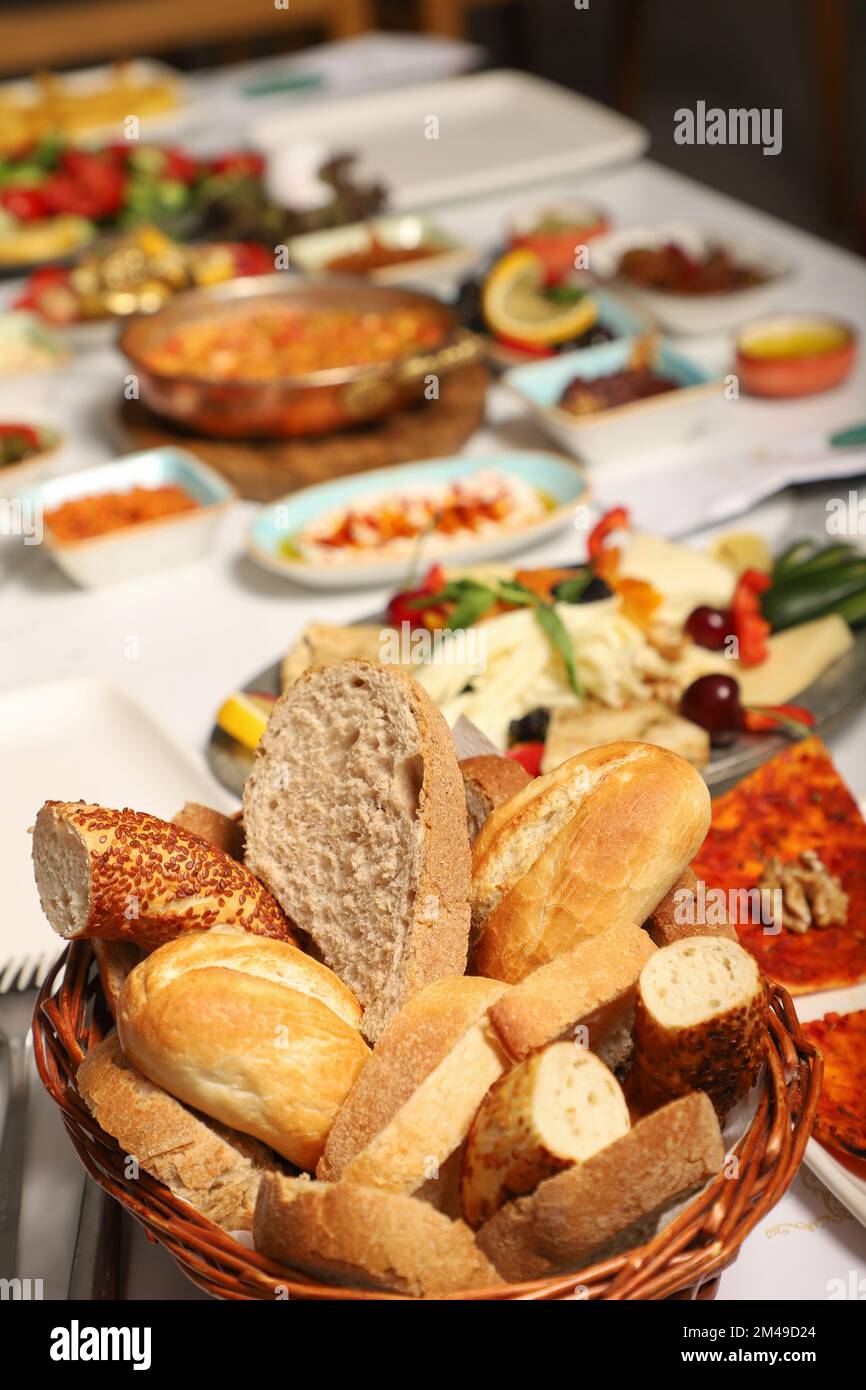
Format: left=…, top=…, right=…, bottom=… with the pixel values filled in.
left=558, top=366, right=680, bottom=415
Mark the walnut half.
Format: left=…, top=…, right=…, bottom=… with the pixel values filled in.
left=758, top=851, right=849, bottom=935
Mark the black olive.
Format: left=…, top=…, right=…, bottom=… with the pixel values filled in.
left=508, top=707, right=551, bottom=745
left=578, top=576, right=614, bottom=603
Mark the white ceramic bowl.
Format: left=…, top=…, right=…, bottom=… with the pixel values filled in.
left=588, top=220, right=794, bottom=335
left=505, top=336, right=722, bottom=465
left=286, top=215, right=478, bottom=288
left=22, top=446, right=236, bottom=587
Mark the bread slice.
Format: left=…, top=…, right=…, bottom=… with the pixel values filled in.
left=643, top=866, right=739, bottom=947
left=471, top=742, right=711, bottom=982
left=459, top=755, right=531, bottom=841
left=631, top=936, right=766, bottom=1119
left=488, top=919, right=656, bottom=1062
left=254, top=1175, right=499, bottom=1297
left=32, top=801, right=293, bottom=947
left=477, top=1092, right=724, bottom=1281
left=93, top=940, right=147, bottom=1017
left=317, top=975, right=507, bottom=1192
left=77, top=1035, right=281, bottom=1231
left=172, top=802, right=244, bottom=861
left=461, top=1044, right=630, bottom=1227
left=243, top=659, right=471, bottom=1042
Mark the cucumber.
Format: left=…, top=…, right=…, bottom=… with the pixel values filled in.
left=773, top=539, right=817, bottom=580
left=783, top=542, right=862, bottom=577
left=762, top=563, right=866, bottom=630
left=836, top=588, right=866, bottom=628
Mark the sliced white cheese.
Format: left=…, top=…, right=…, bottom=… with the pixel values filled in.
left=736, top=615, right=854, bottom=707
left=620, top=532, right=736, bottom=628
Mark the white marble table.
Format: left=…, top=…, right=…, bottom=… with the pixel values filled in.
left=3, top=78, right=866, bottom=1301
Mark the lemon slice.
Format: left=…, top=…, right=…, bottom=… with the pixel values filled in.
left=481, top=248, right=599, bottom=345
left=216, top=692, right=274, bottom=750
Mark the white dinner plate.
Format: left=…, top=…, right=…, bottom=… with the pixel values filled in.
left=0, top=677, right=233, bottom=980
left=250, top=69, right=648, bottom=210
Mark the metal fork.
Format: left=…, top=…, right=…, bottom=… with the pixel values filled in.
left=0, top=952, right=56, bottom=1279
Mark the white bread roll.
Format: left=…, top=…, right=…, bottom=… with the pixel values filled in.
left=317, top=975, right=508, bottom=1192
left=471, top=742, right=711, bottom=982
left=477, top=1092, right=724, bottom=1281
left=643, top=866, right=738, bottom=947
left=77, top=1035, right=281, bottom=1231
left=488, top=918, right=656, bottom=1062
left=32, top=801, right=293, bottom=947
left=459, top=755, right=531, bottom=841
left=117, top=928, right=370, bottom=1169
left=243, top=659, right=471, bottom=1042
left=461, top=1044, right=630, bottom=1228
left=631, top=935, right=766, bottom=1119
left=254, top=1175, right=499, bottom=1297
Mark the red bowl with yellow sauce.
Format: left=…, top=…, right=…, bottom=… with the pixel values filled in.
left=735, top=315, right=857, bottom=398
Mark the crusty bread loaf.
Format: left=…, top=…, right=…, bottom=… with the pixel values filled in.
left=254, top=1175, right=499, bottom=1297
left=488, top=919, right=656, bottom=1062
left=32, top=802, right=293, bottom=947
left=78, top=1035, right=281, bottom=1231
left=93, top=940, right=147, bottom=1017
left=459, top=755, right=531, bottom=842
left=643, top=867, right=738, bottom=947
left=461, top=1044, right=630, bottom=1228
left=243, top=659, right=471, bottom=1042
left=117, top=927, right=370, bottom=1169
left=631, top=936, right=766, bottom=1119
left=471, top=743, right=711, bottom=983
left=317, top=975, right=508, bottom=1192
left=477, top=1092, right=724, bottom=1281
left=172, top=802, right=244, bottom=861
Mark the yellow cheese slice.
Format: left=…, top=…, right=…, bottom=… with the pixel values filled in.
left=737, top=614, right=853, bottom=707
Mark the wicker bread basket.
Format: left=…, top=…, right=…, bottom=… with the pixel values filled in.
left=33, top=941, right=821, bottom=1302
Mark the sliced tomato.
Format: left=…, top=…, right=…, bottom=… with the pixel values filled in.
left=0, top=187, right=50, bottom=221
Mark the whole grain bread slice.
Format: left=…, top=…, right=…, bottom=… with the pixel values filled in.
left=459, top=755, right=531, bottom=841
left=243, top=659, right=471, bottom=1042
left=77, top=1035, right=282, bottom=1231
left=254, top=1175, right=499, bottom=1297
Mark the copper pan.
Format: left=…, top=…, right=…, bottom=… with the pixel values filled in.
left=119, top=273, right=482, bottom=438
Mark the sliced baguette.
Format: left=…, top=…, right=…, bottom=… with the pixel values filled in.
left=643, top=866, right=738, bottom=947
left=172, top=802, right=244, bottom=861
left=32, top=801, right=293, bottom=947
left=631, top=936, right=766, bottom=1119
left=471, top=742, right=711, bottom=983
left=461, top=1044, right=630, bottom=1228
left=477, top=1092, right=724, bottom=1281
left=77, top=1035, right=281, bottom=1231
left=243, top=659, right=471, bottom=1042
left=459, top=755, right=531, bottom=842
left=488, top=918, right=656, bottom=1062
left=254, top=1175, right=499, bottom=1297
left=317, top=975, right=507, bottom=1192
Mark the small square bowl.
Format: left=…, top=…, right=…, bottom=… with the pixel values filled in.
left=286, top=215, right=478, bottom=288
left=588, top=220, right=794, bottom=335
left=22, top=446, right=236, bottom=587
left=505, top=336, right=722, bottom=464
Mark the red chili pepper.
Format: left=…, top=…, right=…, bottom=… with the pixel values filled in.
left=587, top=505, right=629, bottom=562
left=386, top=564, right=446, bottom=629
left=505, top=742, right=545, bottom=777
left=0, top=187, right=50, bottom=221
left=731, top=567, right=772, bottom=667
left=742, top=703, right=816, bottom=734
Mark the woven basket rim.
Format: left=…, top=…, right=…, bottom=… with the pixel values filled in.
left=32, top=940, right=822, bottom=1301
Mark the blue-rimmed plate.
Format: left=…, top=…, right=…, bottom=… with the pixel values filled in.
left=248, top=450, right=589, bottom=590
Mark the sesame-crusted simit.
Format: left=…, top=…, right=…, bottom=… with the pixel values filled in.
left=32, top=801, right=295, bottom=946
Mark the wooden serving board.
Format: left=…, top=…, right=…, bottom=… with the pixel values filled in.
left=120, top=364, right=490, bottom=502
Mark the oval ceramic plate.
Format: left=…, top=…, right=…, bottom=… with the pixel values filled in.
left=248, top=450, right=589, bottom=590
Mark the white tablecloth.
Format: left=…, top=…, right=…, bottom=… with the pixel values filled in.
left=4, top=61, right=866, bottom=1301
